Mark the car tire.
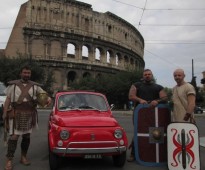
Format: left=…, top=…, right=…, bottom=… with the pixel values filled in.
left=112, top=151, right=126, bottom=167
left=49, top=150, right=59, bottom=170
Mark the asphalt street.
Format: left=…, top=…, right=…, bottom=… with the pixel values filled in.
left=0, top=109, right=204, bottom=170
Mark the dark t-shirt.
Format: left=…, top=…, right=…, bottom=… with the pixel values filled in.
left=133, top=81, right=164, bottom=103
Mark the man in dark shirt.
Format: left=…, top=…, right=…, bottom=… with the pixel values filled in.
left=127, top=69, right=167, bottom=162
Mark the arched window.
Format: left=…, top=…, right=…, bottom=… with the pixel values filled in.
left=83, top=72, right=91, bottom=78
left=82, top=45, right=89, bottom=60
left=106, top=51, right=111, bottom=63
left=67, top=43, right=75, bottom=58
left=95, top=48, right=100, bottom=61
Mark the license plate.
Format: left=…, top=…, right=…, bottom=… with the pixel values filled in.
left=84, top=154, right=102, bottom=159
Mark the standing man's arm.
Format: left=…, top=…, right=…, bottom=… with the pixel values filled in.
left=158, top=89, right=168, bottom=102
left=3, top=97, right=11, bottom=120
left=150, top=89, right=167, bottom=106
left=128, top=85, right=147, bottom=104
left=183, top=94, right=196, bottom=121
left=186, top=94, right=196, bottom=114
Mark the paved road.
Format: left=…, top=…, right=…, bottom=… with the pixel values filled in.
left=0, top=110, right=204, bottom=170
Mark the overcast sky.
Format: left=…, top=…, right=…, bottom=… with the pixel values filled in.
left=1, top=0, right=205, bottom=88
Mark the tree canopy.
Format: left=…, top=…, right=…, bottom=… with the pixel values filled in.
left=70, top=70, right=142, bottom=109
left=0, top=55, right=54, bottom=95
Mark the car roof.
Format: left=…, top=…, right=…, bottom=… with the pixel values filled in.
left=55, top=90, right=105, bottom=97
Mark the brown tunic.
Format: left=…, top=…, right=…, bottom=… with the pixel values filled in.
left=5, top=80, right=45, bottom=135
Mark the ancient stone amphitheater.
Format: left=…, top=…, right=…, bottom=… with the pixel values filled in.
left=5, top=0, right=145, bottom=91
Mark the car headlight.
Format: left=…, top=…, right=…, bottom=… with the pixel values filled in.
left=114, top=129, right=123, bottom=139
left=60, top=130, right=69, bottom=140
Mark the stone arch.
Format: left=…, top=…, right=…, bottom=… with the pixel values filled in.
left=84, top=18, right=90, bottom=30
left=67, top=43, right=76, bottom=58
left=106, top=50, right=111, bottom=63
left=130, top=57, right=134, bottom=65
left=125, top=32, right=128, bottom=40
left=95, top=73, right=102, bottom=80
left=124, top=55, right=129, bottom=69
left=31, top=39, right=44, bottom=58
left=95, top=47, right=101, bottom=61
left=115, top=54, right=119, bottom=66
left=86, top=44, right=94, bottom=61
left=107, top=24, right=112, bottom=33
left=107, top=49, right=114, bottom=64
left=50, top=40, right=61, bottom=59
left=134, top=59, right=138, bottom=70
left=82, top=45, right=89, bottom=60
left=116, top=53, right=122, bottom=67
left=67, top=71, right=77, bottom=86
left=83, top=72, right=91, bottom=78
left=130, top=57, right=135, bottom=70
left=53, top=69, right=62, bottom=90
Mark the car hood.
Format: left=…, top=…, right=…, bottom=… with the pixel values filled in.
left=53, top=111, right=118, bottom=127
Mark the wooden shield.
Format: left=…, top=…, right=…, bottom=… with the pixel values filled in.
left=167, top=122, right=200, bottom=170
left=134, top=104, right=171, bottom=166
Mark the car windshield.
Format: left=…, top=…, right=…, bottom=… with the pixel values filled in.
left=0, top=82, right=6, bottom=96
left=57, top=93, right=108, bottom=111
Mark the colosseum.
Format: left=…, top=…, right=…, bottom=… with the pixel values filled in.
left=4, top=0, right=145, bottom=91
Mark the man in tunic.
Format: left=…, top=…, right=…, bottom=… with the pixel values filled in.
left=172, top=68, right=196, bottom=122
left=3, top=65, right=52, bottom=170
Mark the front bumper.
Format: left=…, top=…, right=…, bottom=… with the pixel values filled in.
left=52, top=141, right=127, bottom=155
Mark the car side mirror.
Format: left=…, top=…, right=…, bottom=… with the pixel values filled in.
left=110, top=104, right=115, bottom=110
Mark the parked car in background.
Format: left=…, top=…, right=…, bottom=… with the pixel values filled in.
left=194, top=106, right=203, bottom=114
left=0, top=82, right=6, bottom=125
left=48, top=91, right=128, bottom=170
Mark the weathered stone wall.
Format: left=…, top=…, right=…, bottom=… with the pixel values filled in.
left=5, top=0, right=145, bottom=91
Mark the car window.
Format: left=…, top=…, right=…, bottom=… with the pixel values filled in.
left=58, top=93, right=108, bottom=111
left=58, top=94, right=81, bottom=109
left=0, top=82, right=6, bottom=96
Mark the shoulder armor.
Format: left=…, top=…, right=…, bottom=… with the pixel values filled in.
left=7, top=80, right=21, bottom=85
left=28, top=80, right=43, bottom=86
left=7, top=80, right=42, bottom=86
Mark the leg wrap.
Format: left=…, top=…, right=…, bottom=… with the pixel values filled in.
left=21, top=134, right=30, bottom=155
left=131, top=140, right=135, bottom=157
left=6, top=139, right=18, bottom=159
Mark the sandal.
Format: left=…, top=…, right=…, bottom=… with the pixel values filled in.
left=127, top=155, right=135, bottom=162
left=4, top=160, right=12, bottom=170
left=20, top=157, right=31, bottom=166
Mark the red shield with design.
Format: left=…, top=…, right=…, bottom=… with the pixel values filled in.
left=167, top=122, right=200, bottom=170
left=134, top=104, right=171, bottom=166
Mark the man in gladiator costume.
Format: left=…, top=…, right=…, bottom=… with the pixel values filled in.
left=3, top=65, right=52, bottom=170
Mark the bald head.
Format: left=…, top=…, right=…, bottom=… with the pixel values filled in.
left=173, top=69, right=185, bottom=86
left=174, top=69, right=185, bottom=75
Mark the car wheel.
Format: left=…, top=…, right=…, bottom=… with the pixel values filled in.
left=49, top=150, right=59, bottom=170
left=112, top=151, right=126, bottom=167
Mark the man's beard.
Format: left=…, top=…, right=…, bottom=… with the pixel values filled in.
left=144, top=79, right=152, bottom=83
left=22, top=77, right=30, bottom=81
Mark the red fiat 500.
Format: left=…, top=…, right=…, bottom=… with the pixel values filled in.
left=48, top=91, right=128, bottom=170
